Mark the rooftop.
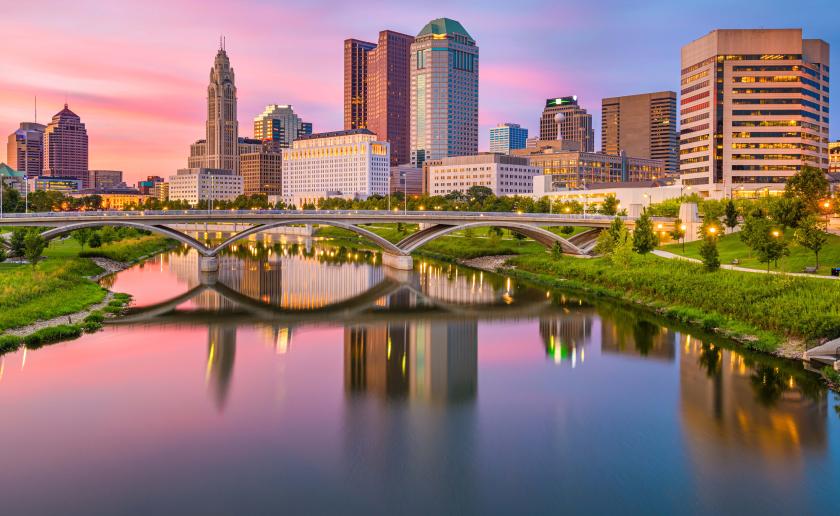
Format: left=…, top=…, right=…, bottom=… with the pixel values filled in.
left=297, top=129, right=374, bottom=141
left=0, top=163, right=25, bottom=178
left=417, top=18, right=473, bottom=40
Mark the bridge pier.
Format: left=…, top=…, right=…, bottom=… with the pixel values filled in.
left=199, top=255, right=219, bottom=273
left=381, top=252, right=413, bottom=271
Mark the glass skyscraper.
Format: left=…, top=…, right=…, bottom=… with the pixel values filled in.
left=410, top=18, right=478, bottom=167
left=489, top=123, right=528, bottom=154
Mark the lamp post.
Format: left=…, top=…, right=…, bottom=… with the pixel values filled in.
left=680, top=223, right=687, bottom=252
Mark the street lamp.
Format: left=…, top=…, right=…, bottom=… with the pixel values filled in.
left=680, top=223, right=687, bottom=252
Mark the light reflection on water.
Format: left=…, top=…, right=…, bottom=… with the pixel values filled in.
left=0, top=242, right=837, bottom=515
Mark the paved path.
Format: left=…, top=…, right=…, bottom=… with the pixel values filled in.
left=652, top=249, right=840, bottom=280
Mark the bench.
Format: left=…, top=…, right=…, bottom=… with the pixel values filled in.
left=803, top=266, right=818, bottom=274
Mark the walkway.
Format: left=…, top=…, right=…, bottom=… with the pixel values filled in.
left=652, top=249, right=840, bottom=280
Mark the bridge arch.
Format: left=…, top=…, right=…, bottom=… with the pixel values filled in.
left=397, top=222, right=588, bottom=255
left=40, top=221, right=212, bottom=255
left=209, top=219, right=405, bottom=257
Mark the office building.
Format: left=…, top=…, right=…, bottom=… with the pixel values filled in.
left=189, top=43, right=239, bottom=173
left=679, top=29, right=830, bottom=198
left=281, top=129, right=389, bottom=205
left=240, top=144, right=282, bottom=195
left=424, top=153, right=540, bottom=196
left=539, top=96, right=594, bottom=151
left=87, top=169, right=123, bottom=190
left=514, top=140, right=664, bottom=190
left=390, top=165, right=423, bottom=196
left=137, top=175, right=164, bottom=195
left=410, top=18, right=479, bottom=167
left=601, top=91, right=678, bottom=175
left=253, top=104, right=312, bottom=148
left=829, top=141, right=840, bottom=172
left=42, top=104, right=88, bottom=182
left=168, top=168, right=243, bottom=205
left=6, top=122, right=45, bottom=178
left=489, top=123, right=529, bottom=154
left=153, top=182, right=169, bottom=201
left=344, top=39, right=377, bottom=130
left=33, top=177, right=83, bottom=192
left=367, top=30, right=415, bottom=166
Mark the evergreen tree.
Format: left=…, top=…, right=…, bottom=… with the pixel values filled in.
left=699, top=236, right=720, bottom=271
left=724, top=200, right=739, bottom=233
left=632, top=211, right=658, bottom=254
left=10, top=229, right=26, bottom=257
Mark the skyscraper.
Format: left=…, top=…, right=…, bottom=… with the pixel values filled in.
left=344, top=39, right=377, bottom=130
left=679, top=29, right=829, bottom=197
left=253, top=104, right=312, bottom=148
left=42, top=104, right=88, bottom=182
left=539, top=96, right=594, bottom=152
left=191, top=42, right=239, bottom=173
left=489, top=123, right=529, bottom=154
left=240, top=143, right=282, bottom=195
left=410, top=18, right=479, bottom=167
left=601, top=91, right=678, bottom=175
left=367, top=30, right=414, bottom=166
left=6, top=122, right=45, bottom=178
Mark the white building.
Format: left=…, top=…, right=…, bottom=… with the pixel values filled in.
left=424, top=153, right=540, bottom=196
left=281, top=129, right=390, bottom=205
left=532, top=179, right=682, bottom=216
left=168, top=168, right=243, bottom=205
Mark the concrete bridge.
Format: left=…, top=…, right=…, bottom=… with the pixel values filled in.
left=0, top=209, right=675, bottom=270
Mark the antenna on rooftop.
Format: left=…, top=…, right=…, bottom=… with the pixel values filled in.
left=34, top=96, right=37, bottom=123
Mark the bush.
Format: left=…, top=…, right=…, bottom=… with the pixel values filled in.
left=822, top=367, right=840, bottom=385
left=23, top=324, right=83, bottom=348
left=0, top=334, right=22, bottom=353
left=699, top=236, right=720, bottom=271
left=84, top=311, right=105, bottom=324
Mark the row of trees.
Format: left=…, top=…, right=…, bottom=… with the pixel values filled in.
left=0, top=229, right=46, bottom=267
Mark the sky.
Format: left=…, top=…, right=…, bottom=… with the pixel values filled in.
left=1, top=0, right=838, bottom=184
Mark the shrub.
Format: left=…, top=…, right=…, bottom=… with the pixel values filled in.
left=23, top=324, right=83, bottom=348
left=699, top=236, right=720, bottom=271
left=0, top=334, right=22, bottom=353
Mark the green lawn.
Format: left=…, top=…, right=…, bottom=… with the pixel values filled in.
left=0, top=234, right=171, bottom=331
left=662, top=229, right=840, bottom=275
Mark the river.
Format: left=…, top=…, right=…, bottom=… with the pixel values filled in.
left=0, top=240, right=838, bottom=515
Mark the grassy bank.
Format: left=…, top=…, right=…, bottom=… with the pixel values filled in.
left=0, top=235, right=170, bottom=332
left=508, top=253, right=840, bottom=352
left=662, top=229, right=840, bottom=276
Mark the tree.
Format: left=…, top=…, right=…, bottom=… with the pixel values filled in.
left=594, top=217, right=624, bottom=255
left=611, top=225, right=635, bottom=268
left=551, top=242, right=563, bottom=260
left=670, top=218, right=685, bottom=252
left=769, top=196, right=806, bottom=230
left=88, top=232, right=102, bottom=248
left=794, top=215, right=828, bottom=269
left=785, top=165, right=829, bottom=214
left=9, top=229, right=26, bottom=257
left=466, top=185, right=493, bottom=204
left=724, top=200, right=739, bottom=233
left=560, top=226, right=574, bottom=236
left=23, top=231, right=46, bottom=268
left=599, top=195, right=619, bottom=216
left=632, top=211, right=658, bottom=254
left=72, top=228, right=93, bottom=250
left=699, top=235, right=720, bottom=271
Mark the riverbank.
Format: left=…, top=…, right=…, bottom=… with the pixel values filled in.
left=0, top=235, right=173, bottom=354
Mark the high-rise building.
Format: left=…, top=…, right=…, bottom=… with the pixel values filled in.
left=281, top=129, right=390, bottom=205
left=87, top=169, right=123, bottom=190
left=489, top=123, right=529, bottom=154
left=190, top=43, right=239, bottom=173
left=344, top=39, right=377, bottom=130
left=6, top=122, right=45, bottom=178
left=410, top=18, right=479, bottom=167
left=42, top=104, right=88, bottom=182
left=240, top=143, right=282, bottom=195
left=253, top=104, right=312, bottom=148
left=829, top=141, right=839, bottom=173
left=367, top=30, right=414, bottom=166
left=601, top=91, right=678, bottom=175
left=679, top=29, right=830, bottom=197
left=540, top=96, right=594, bottom=151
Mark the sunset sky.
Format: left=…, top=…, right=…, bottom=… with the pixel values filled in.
left=1, top=0, right=837, bottom=183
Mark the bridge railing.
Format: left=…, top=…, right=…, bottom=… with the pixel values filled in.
left=0, top=209, right=639, bottom=221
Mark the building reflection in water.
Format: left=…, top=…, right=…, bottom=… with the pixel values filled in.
left=206, top=325, right=237, bottom=411
left=680, top=335, right=827, bottom=461
left=600, top=307, right=676, bottom=361
left=344, top=319, right=478, bottom=404
left=539, top=308, right=593, bottom=367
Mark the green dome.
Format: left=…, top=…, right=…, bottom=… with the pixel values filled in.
left=417, top=18, right=473, bottom=40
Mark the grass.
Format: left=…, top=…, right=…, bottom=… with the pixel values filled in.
left=0, top=235, right=163, bottom=332
left=663, top=228, right=840, bottom=275
left=508, top=253, right=840, bottom=350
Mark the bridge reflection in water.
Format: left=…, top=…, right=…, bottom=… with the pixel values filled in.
left=109, top=244, right=830, bottom=459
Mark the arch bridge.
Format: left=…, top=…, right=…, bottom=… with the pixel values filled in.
left=0, top=210, right=673, bottom=270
